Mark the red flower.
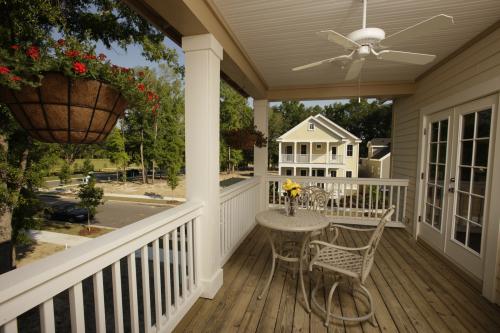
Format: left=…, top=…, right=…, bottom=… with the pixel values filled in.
left=83, top=54, right=97, bottom=60
left=10, top=45, right=20, bottom=51
left=147, top=91, right=154, bottom=101
left=98, top=53, right=106, bottom=61
left=26, top=46, right=40, bottom=60
left=72, top=61, right=87, bottom=74
left=57, top=39, right=65, bottom=46
left=138, top=71, right=144, bottom=77
left=0, top=66, right=10, bottom=74
left=120, top=67, right=129, bottom=73
left=137, top=83, right=145, bottom=91
left=65, top=50, right=80, bottom=58
left=11, top=76, right=22, bottom=81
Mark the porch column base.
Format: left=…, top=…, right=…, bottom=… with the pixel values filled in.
left=200, top=268, right=224, bottom=299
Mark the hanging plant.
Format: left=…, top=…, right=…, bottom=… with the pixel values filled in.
left=222, top=125, right=267, bottom=151
left=0, top=37, right=159, bottom=144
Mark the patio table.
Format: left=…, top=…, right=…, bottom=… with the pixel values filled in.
left=256, top=208, right=329, bottom=312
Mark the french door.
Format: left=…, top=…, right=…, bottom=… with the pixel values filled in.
left=419, top=96, right=496, bottom=280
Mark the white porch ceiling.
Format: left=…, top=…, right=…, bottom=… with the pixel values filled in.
left=210, top=0, right=500, bottom=89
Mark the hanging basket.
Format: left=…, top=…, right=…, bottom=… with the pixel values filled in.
left=0, top=72, right=128, bottom=144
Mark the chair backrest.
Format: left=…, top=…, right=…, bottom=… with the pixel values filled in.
left=360, top=206, right=395, bottom=282
left=297, top=186, right=329, bottom=213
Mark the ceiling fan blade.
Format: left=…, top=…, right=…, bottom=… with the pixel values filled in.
left=377, top=50, right=436, bottom=65
left=380, top=14, right=454, bottom=48
left=292, top=54, right=353, bottom=71
left=345, top=59, right=364, bottom=81
left=317, top=30, right=360, bottom=50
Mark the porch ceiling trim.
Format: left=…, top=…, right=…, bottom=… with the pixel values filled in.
left=267, top=81, right=416, bottom=101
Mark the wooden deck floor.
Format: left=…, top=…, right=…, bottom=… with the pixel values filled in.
left=175, top=226, right=500, bottom=332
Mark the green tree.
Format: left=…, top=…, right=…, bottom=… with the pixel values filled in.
left=106, top=127, right=129, bottom=182
left=58, top=160, right=72, bottom=185
left=77, top=176, right=104, bottom=230
left=81, top=158, right=94, bottom=176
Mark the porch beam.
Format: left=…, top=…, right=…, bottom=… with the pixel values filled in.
left=266, top=81, right=416, bottom=101
left=183, top=33, right=223, bottom=299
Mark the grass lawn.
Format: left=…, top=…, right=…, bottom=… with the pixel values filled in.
left=42, top=221, right=113, bottom=238
left=16, top=241, right=66, bottom=267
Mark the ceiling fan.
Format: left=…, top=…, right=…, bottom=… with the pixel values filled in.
left=292, top=0, right=454, bottom=80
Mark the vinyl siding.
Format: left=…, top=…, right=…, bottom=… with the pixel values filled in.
left=392, top=26, right=500, bottom=304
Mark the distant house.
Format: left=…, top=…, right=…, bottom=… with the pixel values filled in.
left=360, top=138, right=391, bottom=178
left=277, top=114, right=361, bottom=177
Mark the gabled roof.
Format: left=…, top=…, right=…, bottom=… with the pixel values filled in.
left=371, top=147, right=391, bottom=159
left=277, top=114, right=361, bottom=142
left=368, top=138, right=391, bottom=147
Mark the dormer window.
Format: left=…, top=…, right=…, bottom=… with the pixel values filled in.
left=308, top=123, right=315, bottom=131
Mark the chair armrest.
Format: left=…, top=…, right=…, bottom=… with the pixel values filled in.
left=309, top=240, right=370, bottom=252
left=330, top=224, right=377, bottom=232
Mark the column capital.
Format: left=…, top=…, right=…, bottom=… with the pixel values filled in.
left=182, top=34, right=223, bottom=60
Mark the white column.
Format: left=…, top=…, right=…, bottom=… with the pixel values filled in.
left=183, top=33, right=223, bottom=299
left=254, top=99, right=269, bottom=211
left=309, top=142, right=312, bottom=163
left=278, top=142, right=282, bottom=167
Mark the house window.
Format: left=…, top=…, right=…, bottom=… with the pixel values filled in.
left=316, top=143, right=322, bottom=149
left=308, top=123, right=315, bottom=131
left=330, top=170, right=337, bottom=177
left=347, top=144, right=353, bottom=157
left=300, top=144, right=307, bottom=154
left=285, top=145, right=293, bottom=154
left=300, top=169, right=307, bottom=176
left=286, top=169, right=292, bottom=176
left=331, top=146, right=337, bottom=155
left=346, top=171, right=352, bottom=178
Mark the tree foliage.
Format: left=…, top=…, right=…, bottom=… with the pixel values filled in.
left=77, top=176, right=103, bottom=228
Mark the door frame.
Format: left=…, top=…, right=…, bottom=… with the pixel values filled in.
left=415, top=92, right=500, bottom=302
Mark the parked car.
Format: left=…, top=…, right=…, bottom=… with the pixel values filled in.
left=46, top=203, right=88, bottom=223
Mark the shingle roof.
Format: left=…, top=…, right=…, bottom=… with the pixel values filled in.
left=371, top=147, right=391, bottom=159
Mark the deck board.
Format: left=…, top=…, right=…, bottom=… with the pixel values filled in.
left=174, top=226, right=500, bottom=333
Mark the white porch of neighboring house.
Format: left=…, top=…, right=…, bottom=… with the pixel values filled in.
left=2, top=1, right=500, bottom=332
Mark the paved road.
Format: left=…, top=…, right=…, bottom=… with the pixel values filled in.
left=39, top=195, right=172, bottom=228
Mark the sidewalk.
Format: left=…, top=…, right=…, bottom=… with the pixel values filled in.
left=28, top=230, right=90, bottom=247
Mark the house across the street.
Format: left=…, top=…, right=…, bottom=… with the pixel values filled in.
left=360, top=138, right=391, bottom=178
left=277, top=114, right=361, bottom=178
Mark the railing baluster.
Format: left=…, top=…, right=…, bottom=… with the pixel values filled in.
left=162, top=234, right=172, bottom=318
left=39, top=299, right=55, bottom=333
left=187, top=220, right=194, bottom=292
left=396, top=186, right=401, bottom=222
left=375, top=185, right=380, bottom=217
left=152, top=239, right=162, bottom=330
left=127, top=253, right=139, bottom=333
left=389, top=184, right=394, bottom=214
left=69, top=283, right=85, bottom=333
left=141, top=246, right=151, bottom=332
left=349, top=183, right=353, bottom=217
left=172, top=229, right=180, bottom=307
left=93, top=271, right=106, bottom=333
left=112, top=261, right=124, bottom=333
left=382, top=185, right=386, bottom=213
left=362, top=184, right=366, bottom=218
left=368, top=185, right=373, bottom=218
left=180, top=224, right=187, bottom=299
left=402, top=187, right=408, bottom=223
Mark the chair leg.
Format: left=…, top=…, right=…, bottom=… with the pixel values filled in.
left=324, top=281, right=339, bottom=327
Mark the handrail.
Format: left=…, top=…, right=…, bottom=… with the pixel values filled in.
left=0, top=200, right=203, bottom=327
left=220, top=176, right=260, bottom=202
left=267, top=175, right=409, bottom=186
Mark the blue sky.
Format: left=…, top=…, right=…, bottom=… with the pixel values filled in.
left=95, top=37, right=350, bottom=108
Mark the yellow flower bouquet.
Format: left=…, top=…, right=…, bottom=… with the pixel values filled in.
left=282, top=179, right=301, bottom=216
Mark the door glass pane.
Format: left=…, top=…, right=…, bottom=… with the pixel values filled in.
left=433, top=208, right=442, bottom=229
left=430, top=144, right=437, bottom=162
left=472, top=168, right=487, bottom=195
left=456, top=192, right=469, bottom=218
left=468, top=223, right=482, bottom=253
left=454, top=218, right=467, bottom=244
left=458, top=167, right=471, bottom=192
left=438, top=143, right=447, bottom=163
left=435, top=186, right=443, bottom=208
left=470, top=196, right=484, bottom=225
left=425, top=204, right=433, bottom=224
left=440, top=120, right=448, bottom=141
left=428, top=164, right=436, bottom=181
left=437, top=165, right=445, bottom=186
left=462, top=113, right=475, bottom=139
left=431, top=122, right=439, bottom=142
left=461, top=141, right=473, bottom=165
left=476, top=109, right=491, bottom=138
left=426, top=185, right=434, bottom=203
left=475, top=139, right=489, bottom=167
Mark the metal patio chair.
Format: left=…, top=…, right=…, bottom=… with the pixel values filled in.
left=308, top=206, right=395, bottom=327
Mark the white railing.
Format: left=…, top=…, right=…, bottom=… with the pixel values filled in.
left=267, top=176, right=409, bottom=227
left=220, top=177, right=260, bottom=265
left=0, top=201, right=203, bottom=333
left=280, top=154, right=294, bottom=162
left=296, top=154, right=309, bottom=163
left=310, top=154, right=327, bottom=163
left=329, top=154, right=343, bottom=164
